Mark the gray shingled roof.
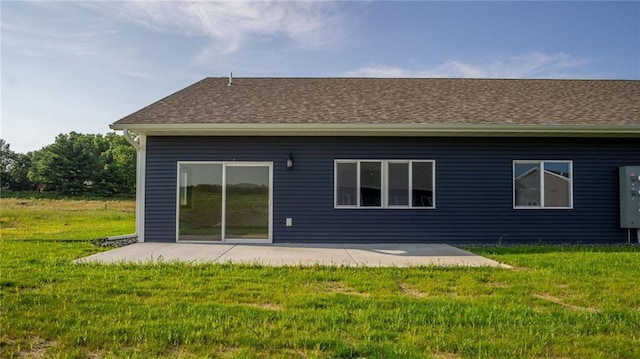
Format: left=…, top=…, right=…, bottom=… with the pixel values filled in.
left=112, top=77, right=640, bottom=128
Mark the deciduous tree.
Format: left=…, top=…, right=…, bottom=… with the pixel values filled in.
left=0, top=139, right=34, bottom=191
left=28, top=132, right=136, bottom=196
left=98, top=133, right=136, bottom=195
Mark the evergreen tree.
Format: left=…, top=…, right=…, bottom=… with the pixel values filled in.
left=28, top=132, right=137, bottom=195
left=29, top=132, right=105, bottom=194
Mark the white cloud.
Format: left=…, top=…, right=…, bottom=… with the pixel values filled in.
left=1, top=9, right=108, bottom=58
left=113, top=1, right=344, bottom=59
left=344, top=52, right=594, bottom=79
left=1, top=1, right=345, bottom=75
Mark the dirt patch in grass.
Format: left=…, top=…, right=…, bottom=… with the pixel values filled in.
left=86, top=349, right=110, bottom=359
left=167, top=347, right=202, bottom=358
left=242, top=302, right=284, bottom=311
left=398, top=282, right=427, bottom=298
left=430, top=351, right=461, bottom=359
left=17, top=336, right=58, bottom=359
left=215, top=345, right=243, bottom=358
left=322, top=281, right=368, bottom=297
left=533, top=293, right=598, bottom=313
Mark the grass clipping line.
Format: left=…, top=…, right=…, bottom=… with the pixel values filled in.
left=532, top=293, right=599, bottom=313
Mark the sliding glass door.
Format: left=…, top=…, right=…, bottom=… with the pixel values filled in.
left=178, top=162, right=272, bottom=242
left=178, top=164, right=223, bottom=241
left=225, top=165, right=270, bottom=239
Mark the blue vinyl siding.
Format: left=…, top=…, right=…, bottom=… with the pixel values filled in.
left=144, top=136, right=637, bottom=244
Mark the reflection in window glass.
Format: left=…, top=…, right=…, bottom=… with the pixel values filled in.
left=543, top=162, right=571, bottom=208
left=225, top=166, right=270, bottom=239
left=513, top=161, right=572, bottom=208
left=335, top=160, right=436, bottom=209
left=178, top=164, right=223, bottom=241
left=514, top=162, right=541, bottom=207
left=412, top=162, right=434, bottom=207
left=336, top=162, right=357, bottom=206
left=360, top=162, right=382, bottom=207
left=388, top=162, right=409, bottom=206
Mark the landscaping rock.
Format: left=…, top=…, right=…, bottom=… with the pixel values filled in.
left=92, top=235, right=138, bottom=248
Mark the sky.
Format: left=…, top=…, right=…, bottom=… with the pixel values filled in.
left=2, top=1, right=639, bottom=153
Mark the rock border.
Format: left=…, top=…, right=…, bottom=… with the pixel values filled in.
left=92, top=235, right=138, bottom=248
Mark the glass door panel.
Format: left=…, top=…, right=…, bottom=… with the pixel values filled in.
left=178, top=164, right=223, bottom=241
left=225, top=165, right=270, bottom=239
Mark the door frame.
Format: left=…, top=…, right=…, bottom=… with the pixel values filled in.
left=176, top=161, right=273, bottom=243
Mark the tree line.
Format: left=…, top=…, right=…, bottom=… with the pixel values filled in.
left=1, top=132, right=135, bottom=196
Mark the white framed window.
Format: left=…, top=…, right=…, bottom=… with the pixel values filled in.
left=334, top=160, right=435, bottom=209
left=513, top=160, right=573, bottom=209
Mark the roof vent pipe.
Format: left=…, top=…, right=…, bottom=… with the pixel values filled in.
left=228, top=72, right=233, bottom=86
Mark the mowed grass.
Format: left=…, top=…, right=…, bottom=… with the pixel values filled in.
left=1, top=199, right=639, bottom=358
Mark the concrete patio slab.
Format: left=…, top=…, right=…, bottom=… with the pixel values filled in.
left=76, top=243, right=235, bottom=264
left=216, top=243, right=356, bottom=266
left=75, top=243, right=509, bottom=268
left=343, top=243, right=503, bottom=267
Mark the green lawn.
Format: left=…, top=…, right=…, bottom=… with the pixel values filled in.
left=1, top=198, right=639, bottom=358
left=0, top=198, right=135, bottom=240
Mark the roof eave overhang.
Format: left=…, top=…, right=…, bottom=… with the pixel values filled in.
left=109, top=123, right=640, bottom=137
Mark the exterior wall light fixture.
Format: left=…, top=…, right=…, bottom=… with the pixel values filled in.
left=287, top=153, right=294, bottom=169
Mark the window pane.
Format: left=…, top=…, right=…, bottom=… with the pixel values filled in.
left=543, top=162, right=571, bottom=207
left=412, top=162, right=433, bottom=207
left=336, top=162, right=357, bottom=206
left=514, top=162, right=541, bottom=207
left=388, top=162, right=409, bottom=206
left=178, top=164, right=223, bottom=241
left=360, top=161, right=382, bottom=207
left=225, top=166, right=270, bottom=239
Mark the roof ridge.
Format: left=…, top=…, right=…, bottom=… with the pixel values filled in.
left=112, top=77, right=640, bottom=131
left=204, top=76, right=639, bottom=82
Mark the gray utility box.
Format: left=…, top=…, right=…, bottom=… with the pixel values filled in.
left=620, top=166, right=640, bottom=228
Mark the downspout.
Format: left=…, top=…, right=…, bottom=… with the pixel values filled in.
left=107, top=128, right=146, bottom=243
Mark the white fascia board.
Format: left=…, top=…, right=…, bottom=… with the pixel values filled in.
left=110, top=123, right=640, bottom=137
